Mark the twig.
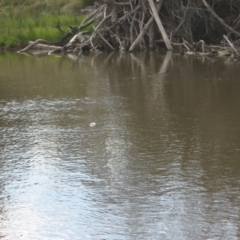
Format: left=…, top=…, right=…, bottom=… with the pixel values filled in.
left=223, top=35, right=239, bottom=55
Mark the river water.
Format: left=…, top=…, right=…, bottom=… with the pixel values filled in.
left=0, top=51, right=240, bottom=240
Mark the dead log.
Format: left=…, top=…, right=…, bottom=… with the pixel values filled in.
left=148, top=0, right=172, bottom=50
left=18, top=39, right=54, bottom=52
left=129, top=0, right=164, bottom=51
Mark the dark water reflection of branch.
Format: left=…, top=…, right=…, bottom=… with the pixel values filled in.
left=90, top=51, right=172, bottom=114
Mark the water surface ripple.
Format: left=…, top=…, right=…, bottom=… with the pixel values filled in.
left=0, top=52, right=240, bottom=240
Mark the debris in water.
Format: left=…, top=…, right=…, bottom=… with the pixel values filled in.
left=89, top=122, right=96, bottom=127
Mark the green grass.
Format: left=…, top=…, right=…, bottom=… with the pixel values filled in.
left=0, top=14, right=89, bottom=49
left=0, top=0, right=94, bottom=49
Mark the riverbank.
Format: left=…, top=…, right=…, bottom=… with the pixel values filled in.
left=18, top=1, right=240, bottom=61
left=0, top=0, right=94, bottom=50
left=3, top=0, right=240, bottom=59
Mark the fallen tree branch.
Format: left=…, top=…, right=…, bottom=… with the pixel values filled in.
left=79, top=5, right=104, bottom=30
left=148, top=0, right=172, bottom=50
left=201, top=0, right=240, bottom=37
left=97, top=32, right=115, bottom=50
left=19, top=39, right=52, bottom=52
left=129, top=0, right=164, bottom=51
left=223, top=34, right=239, bottom=55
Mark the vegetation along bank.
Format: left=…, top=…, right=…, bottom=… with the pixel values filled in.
left=3, top=0, right=240, bottom=59
left=0, top=0, right=94, bottom=49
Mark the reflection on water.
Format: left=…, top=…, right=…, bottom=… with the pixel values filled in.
left=0, top=51, right=240, bottom=240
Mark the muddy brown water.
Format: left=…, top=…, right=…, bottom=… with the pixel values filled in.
left=0, top=51, right=240, bottom=240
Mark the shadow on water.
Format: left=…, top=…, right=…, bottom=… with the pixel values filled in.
left=0, top=51, right=240, bottom=239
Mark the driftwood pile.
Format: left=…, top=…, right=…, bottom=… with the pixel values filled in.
left=19, top=0, right=240, bottom=59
